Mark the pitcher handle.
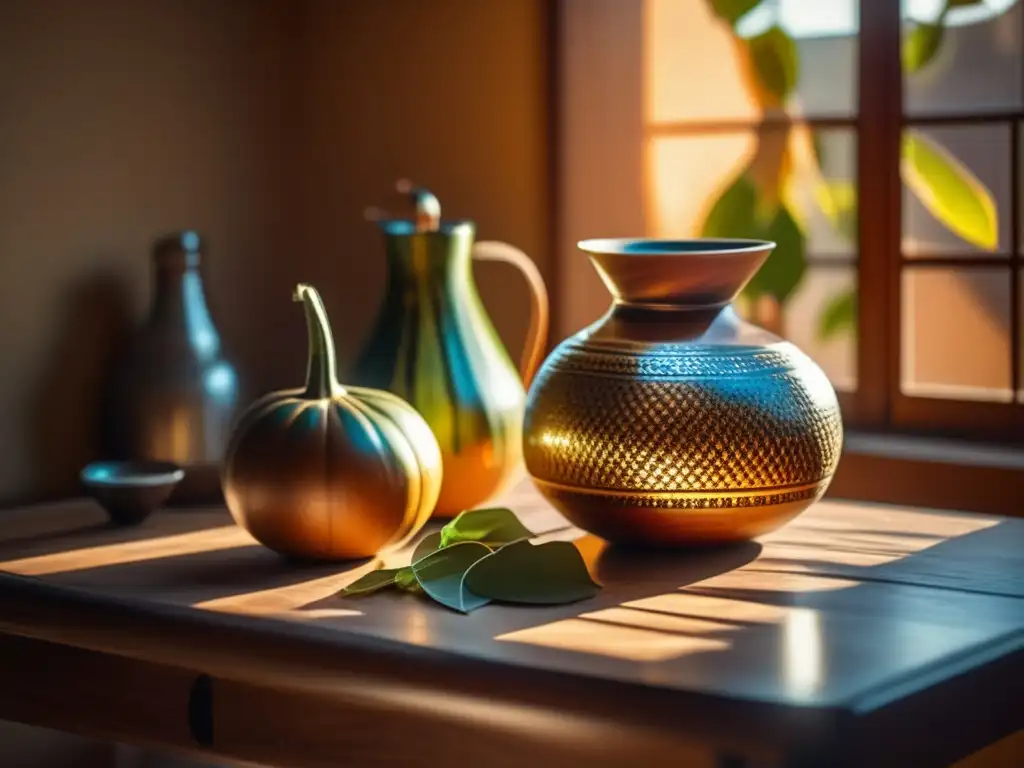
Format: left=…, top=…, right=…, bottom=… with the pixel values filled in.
left=471, top=241, right=549, bottom=388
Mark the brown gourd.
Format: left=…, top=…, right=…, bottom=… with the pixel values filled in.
left=221, top=284, right=442, bottom=560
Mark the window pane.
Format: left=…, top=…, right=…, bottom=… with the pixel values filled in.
left=648, top=129, right=857, bottom=258
left=902, top=125, right=1012, bottom=257
left=789, top=129, right=858, bottom=259
left=783, top=265, right=858, bottom=391
left=647, top=0, right=758, bottom=123
left=646, top=0, right=858, bottom=123
left=902, top=0, right=1022, bottom=117
left=901, top=267, right=1012, bottom=401
left=648, top=132, right=756, bottom=238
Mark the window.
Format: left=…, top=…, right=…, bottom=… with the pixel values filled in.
left=557, top=0, right=1024, bottom=443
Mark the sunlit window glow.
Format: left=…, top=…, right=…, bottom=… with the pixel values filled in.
left=736, top=0, right=1017, bottom=39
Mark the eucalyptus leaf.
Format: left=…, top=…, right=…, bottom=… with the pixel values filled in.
left=463, top=541, right=601, bottom=606
left=903, top=22, right=944, bottom=74
left=818, top=287, right=858, bottom=341
left=440, top=507, right=535, bottom=548
left=702, top=174, right=806, bottom=304
left=395, top=566, right=422, bottom=593
left=902, top=130, right=998, bottom=251
left=412, top=541, right=492, bottom=613
left=411, top=531, right=442, bottom=564
left=747, top=26, right=799, bottom=102
left=708, top=0, right=762, bottom=25
left=340, top=567, right=401, bottom=597
left=702, top=174, right=761, bottom=240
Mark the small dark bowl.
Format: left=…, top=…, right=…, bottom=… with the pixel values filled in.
left=80, top=460, right=185, bottom=526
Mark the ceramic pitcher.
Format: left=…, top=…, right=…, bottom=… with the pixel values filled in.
left=350, top=182, right=548, bottom=517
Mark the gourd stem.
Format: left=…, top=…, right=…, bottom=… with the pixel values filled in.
left=294, top=284, right=343, bottom=399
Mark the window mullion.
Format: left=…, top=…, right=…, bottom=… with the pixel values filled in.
left=856, top=0, right=904, bottom=428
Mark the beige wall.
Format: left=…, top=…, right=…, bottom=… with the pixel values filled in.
left=0, top=0, right=550, bottom=506
left=286, top=0, right=551, bottom=370
left=0, top=0, right=289, bottom=504
left=0, top=0, right=549, bottom=762
left=557, top=0, right=644, bottom=338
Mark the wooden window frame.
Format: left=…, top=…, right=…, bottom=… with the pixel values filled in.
left=551, top=0, right=1024, bottom=515
left=861, top=0, right=1024, bottom=442
left=636, top=0, right=1024, bottom=441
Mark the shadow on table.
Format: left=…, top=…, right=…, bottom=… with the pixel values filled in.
left=448, top=518, right=1024, bottom=683
left=45, top=541, right=369, bottom=602
left=290, top=536, right=767, bottom=640
left=0, top=520, right=117, bottom=554
left=4, top=494, right=1021, bottom=674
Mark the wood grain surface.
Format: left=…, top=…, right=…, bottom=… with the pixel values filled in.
left=0, top=478, right=1020, bottom=767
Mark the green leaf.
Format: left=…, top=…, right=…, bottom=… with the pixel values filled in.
left=440, top=508, right=535, bottom=549
left=818, top=288, right=858, bottom=341
left=902, top=130, right=998, bottom=251
left=708, top=0, right=762, bottom=25
left=813, top=179, right=858, bottom=243
left=412, top=541, right=492, bottom=613
left=903, top=0, right=982, bottom=74
left=411, top=531, right=442, bottom=564
left=903, top=22, right=944, bottom=74
left=702, top=174, right=806, bottom=304
left=702, top=174, right=762, bottom=239
left=463, top=541, right=601, bottom=606
left=340, top=567, right=401, bottom=597
left=395, top=566, right=423, bottom=593
left=811, top=133, right=827, bottom=169
left=747, top=26, right=799, bottom=102
left=744, top=203, right=806, bottom=304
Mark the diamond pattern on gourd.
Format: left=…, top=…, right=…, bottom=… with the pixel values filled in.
left=524, top=345, right=842, bottom=494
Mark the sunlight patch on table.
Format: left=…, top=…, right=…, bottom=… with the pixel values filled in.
left=623, top=593, right=792, bottom=624
left=783, top=608, right=823, bottom=699
left=773, top=503, right=999, bottom=567
left=194, top=563, right=380, bottom=614
left=0, top=526, right=255, bottom=576
left=268, top=608, right=364, bottom=621
left=496, top=616, right=730, bottom=662
left=758, top=542, right=898, bottom=568
left=398, top=604, right=433, bottom=645
left=689, top=568, right=861, bottom=593
left=579, top=607, right=736, bottom=635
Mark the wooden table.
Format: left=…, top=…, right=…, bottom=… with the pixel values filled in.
left=0, top=479, right=1020, bottom=768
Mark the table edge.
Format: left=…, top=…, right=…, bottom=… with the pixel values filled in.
left=0, top=570, right=850, bottom=750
